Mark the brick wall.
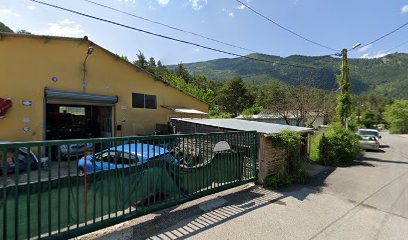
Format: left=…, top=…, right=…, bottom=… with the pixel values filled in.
left=257, top=136, right=287, bottom=184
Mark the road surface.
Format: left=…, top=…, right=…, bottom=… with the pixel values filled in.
left=80, top=132, right=408, bottom=240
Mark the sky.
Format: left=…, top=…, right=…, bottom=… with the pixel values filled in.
left=1, top=0, right=408, bottom=65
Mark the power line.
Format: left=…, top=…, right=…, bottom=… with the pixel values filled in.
left=29, top=0, right=317, bottom=70
left=81, top=0, right=258, bottom=53
left=233, top=0, right=339, bottom=52
left=354, top=21, right=408, bottom=51
left=385, top=39, right=408, bottom=53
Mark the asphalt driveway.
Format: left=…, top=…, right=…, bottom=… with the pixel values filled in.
left=80, top=132, right=408, bottom=240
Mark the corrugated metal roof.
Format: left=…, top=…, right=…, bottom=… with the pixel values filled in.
left=172, top=118, right=313, bottom=135
left=173, top=108, right=208, bottom=114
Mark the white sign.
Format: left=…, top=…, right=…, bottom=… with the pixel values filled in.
left=23, top=127, right=31, bottom=132
left=22, top=100, right=32, bottom=106
left=121, top=106, right=127, bottom=110
left=23, top=117, right=31, bottom=123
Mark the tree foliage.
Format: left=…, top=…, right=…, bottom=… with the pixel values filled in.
left=174, top=53, right=408, bottom=100
left=261, top=81, right=335, bottom=126
left=215, top=76, right=255, bottom=117
left=133, top=50, right=147, bottom=69
left=0, top=21, right=13, bottom=33
left=310, top=124, right=361, bottom=166
left=383, top=100, right=408, bottom=134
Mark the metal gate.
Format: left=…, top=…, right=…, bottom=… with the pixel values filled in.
left=0, top=131, right=257, bottom=239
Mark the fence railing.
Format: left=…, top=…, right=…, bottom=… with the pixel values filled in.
left=0, top=131, right=257, bottom=239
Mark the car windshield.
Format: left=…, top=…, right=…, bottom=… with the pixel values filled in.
left=95, top=151, right=138, bottom=165
left=358, top=130, right=379, bottom=136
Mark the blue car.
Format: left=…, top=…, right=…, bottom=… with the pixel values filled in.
left=78, top=143, right=175, bottom=174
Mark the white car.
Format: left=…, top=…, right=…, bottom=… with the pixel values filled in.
left=356, top=129, right=381, bottom=139
left=358, top=135, right=380, bottom=151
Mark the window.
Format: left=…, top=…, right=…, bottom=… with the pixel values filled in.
left=59, top=106, right=86, bottom=116
left=132, top=93, right=157, bottom=109
left=145, top=94, right=157, bottom=109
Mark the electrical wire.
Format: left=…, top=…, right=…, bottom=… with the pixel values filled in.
left=385, top=39, right=408, bottom=53
left=29, top=0, right=317, bottom=69
left=353, top=21, right=408, bottom=51
left=82, top=0, right=257, bottom=53
left=233, top=0, right=339, bottom=52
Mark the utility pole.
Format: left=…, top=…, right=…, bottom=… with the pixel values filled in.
left=336, top=48, right=352, bottom=127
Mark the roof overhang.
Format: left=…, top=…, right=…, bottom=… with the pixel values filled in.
left=161, top=106, right=208, bottom=115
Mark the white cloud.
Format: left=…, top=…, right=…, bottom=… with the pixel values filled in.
left=237, top=4, right=245, bottom=10
left=27, top=6, right=36, bottom=11
left=157, top=0, right=170, bottom=6
left=60, top=19, right=74, bottom=25
left=358, top=44, right=372, bottom=53
left=192, top=48, right=200, bottom=52
left=402, top=5, right=408, bottom=13
left=117, top=0, right=136, bottom=3
left=360, top=51, right=390, bottom=59
left=189, top=0, right=207, bottom=10
left=40, top=20, right=85, bottom=37
left=229, top=12, right=234, bottom=17
left=0, top=8, right=20, bottom=17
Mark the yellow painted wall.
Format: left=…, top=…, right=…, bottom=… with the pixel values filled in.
left=0, top=34, right=208, bottom=142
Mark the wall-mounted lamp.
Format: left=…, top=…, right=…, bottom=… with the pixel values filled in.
left=82, top=46, right=94, bottom=91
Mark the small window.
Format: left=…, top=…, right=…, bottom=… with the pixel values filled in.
left=145, top=94, right=157, bottom=109
left=132, top=93, right=145, bottom=108
left=59, top=106, right=85, bottom=116
left=132, top=93, right=157, bottom=109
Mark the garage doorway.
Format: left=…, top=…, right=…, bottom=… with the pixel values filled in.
left=44, top=89, right=118, bottom=141
left=45, top=104, right=113, bottom=141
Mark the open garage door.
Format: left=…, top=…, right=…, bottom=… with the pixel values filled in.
left=45, top=90, right=118, bottom=141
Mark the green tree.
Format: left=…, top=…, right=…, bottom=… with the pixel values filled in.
left=0, top=21, right=13, bottom=33
left=147, top=57, right=156, bottom=73
left=360, top=108, right=377, bottom=128
left=216, top=76, right=255, bottom=117
left=155, top=60, right=169, bottom=77
left=174, top=63, right=191, bottom=83
left=133, top=50, right=147, bottom=69
left=16, top=29, right=31, bottom=34
left=383, top=100, right=408, bottom=134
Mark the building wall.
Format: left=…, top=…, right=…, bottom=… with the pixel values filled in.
left=257, top=136, right=287, bottom=184
left=0, top=35, right=208, bottom=142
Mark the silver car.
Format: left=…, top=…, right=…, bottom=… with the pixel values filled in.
left=358, top=135, right=380, bottom=151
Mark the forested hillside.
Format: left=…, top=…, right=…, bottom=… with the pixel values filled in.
left=171, top=53, right=408, bottom=99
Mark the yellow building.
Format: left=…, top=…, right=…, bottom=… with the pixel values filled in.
left=0, top=33, right=208, bottom=142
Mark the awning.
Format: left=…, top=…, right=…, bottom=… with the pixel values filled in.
left=161, top=106, right=208, bottom=115
left=45, top=89, right=118, bottom=106
left=0, top=98, right=12, bottom=118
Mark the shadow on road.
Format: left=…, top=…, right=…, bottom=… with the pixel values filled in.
left=119, top=165, right=337, bottom=240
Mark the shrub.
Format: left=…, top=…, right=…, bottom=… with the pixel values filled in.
left=311, top=124, right=361, bottom=166
left=264, top=130, right=309, bottom=189
left=383, top=100, right=408, bottom=134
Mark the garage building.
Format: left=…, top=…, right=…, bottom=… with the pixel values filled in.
left=0, top=33, right=208, bottom=142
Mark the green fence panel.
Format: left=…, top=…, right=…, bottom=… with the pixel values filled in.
left=0, top=131, right=257, bottom=239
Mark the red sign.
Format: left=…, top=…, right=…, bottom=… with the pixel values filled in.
left=0, top=98, right=12, bottom=118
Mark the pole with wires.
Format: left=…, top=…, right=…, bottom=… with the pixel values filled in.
left=336, top=48, right=352, bottom=127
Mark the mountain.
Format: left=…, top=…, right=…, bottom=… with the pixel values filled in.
left=170, top=53, right=408, bottom=99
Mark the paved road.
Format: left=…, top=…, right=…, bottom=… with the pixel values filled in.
left=80, top=132, right=408, bottom=240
